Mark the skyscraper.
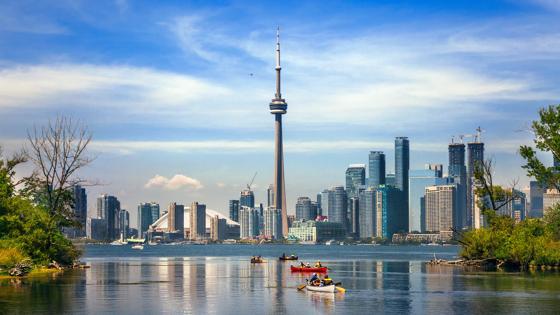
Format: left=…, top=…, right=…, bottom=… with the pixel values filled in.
left=425, top=164, right=443, bottom=178
left=295, top=197, right=317, bottom=221
left=137, top=202, right=153, bottom=238
left=467, top=141, right=484, bottom=228
left=149, top=202, right=160, bottom=222
left=358, top=188, right=376, bottom=239
left=97, top=194, right=121, bottom=240
left=449, top=142, right=467, bottom=229
left=229, top=200, right=240, bottom=222
left=269, top=28, right=288, bottom=237
left=240, top=189, right=255, bottom=208
left=346, top=164, right=366, bottom=198
left=119, top=209, right=130, bottom=241
left=328, top=186, right=348, bottom=230
left=425, top=185, right=457, bottom=232
left=316, top=193, right=322, bottom=216
left=210, top=215, right=227, bottom=241
left=73, top=185, right=87, bottom=237
left=368, top=151, right=386, bottom=187
left=239, top=206, right=260, bottom=238
left=395, top=137, right=410, bottom=231
left=267, top=184, right=275, bottom=208
left=375, top=185, right=401, bottom=239
left=408, top=168, right=447, bottom=232
left=320, top=189, right=330, bottom=218
left=264, top=207, right=282, bottom=239
left=190, top=202, right=206, bottom=240
left=529, top=181, right=545, bottom=218
left=348, top=197, right=360, bottom=238
left=168, top=202, right=184, bottom=233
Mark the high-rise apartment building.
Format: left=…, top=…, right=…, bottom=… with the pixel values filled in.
left=210, top=215, right=227, bottom=241
left=448, top=142, right=467, bottom=229
left=229, top=200, right=240, bottom=222
left=73, top=185, right=87, bottom=237
left=189, top=202, right=206, bottom=240
left=359, top=188, right=376, bottom=239
left=467, top=141, right=484, bottom=228
left=543, top=189, right=560, bottom=216
left=408, top=168, right=447, bottom=232
left=97, top=194, right=121, bottom=240
left=346, top=164, right=366, bottom=198
left=267, top=184, right=275, bottom=208
left=264, top=207, right=282, bottom=239
left=137, top=203, right=153, bottom=238
left=368, top=151, right=386, bottom=188
left=150, top=202, right=160, bottom=222
left=529, top=181, right=545, bottom=218
left=240, top=189, right=255, bottom=208
left=425, top=185, right=457, bottom=233
left=119, top=209, right=130, bottom=241
left=167, top=202, right=184, bottom=233
left=320, top=189, right=330, bottom=218
left=348, top=197, right=360, bottom=238
left=328, top=186, right=348, bottom=230
left=295, top=196, right=317, bottom=221
left=395, top=137, right=410, bottom=231
left=375, top=185, right=401, bottom=239
left=239, top=206, right=260, bottom=238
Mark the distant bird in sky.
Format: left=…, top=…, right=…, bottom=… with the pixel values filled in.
left=249, top=73, right=254, bottom=76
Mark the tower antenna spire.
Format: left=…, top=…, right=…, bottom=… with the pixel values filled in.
left=275, top=26, right=282, bottom=99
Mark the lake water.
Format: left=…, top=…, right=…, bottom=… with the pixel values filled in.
left=1, top=244, right=560, bottom=314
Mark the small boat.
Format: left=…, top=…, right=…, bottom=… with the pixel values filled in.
left=251, top=257, right=265, bottom=263
left=290, top=266, right=328, bottom=273
left=279, top=255, right=298, bottom=261
left=132, top=244, right=144, bottom=250
left=306, top=284, right=336, bottom=293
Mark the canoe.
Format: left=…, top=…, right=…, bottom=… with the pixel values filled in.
left=306, top=284, right=336, bottom=293
left=290, top=266, right=327, bottom=273
left=251, top=259, right=265, bottom=263
left=279, top=255, right=298, bottom=261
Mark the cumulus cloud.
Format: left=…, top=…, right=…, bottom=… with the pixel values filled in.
left=144, top=174, right=203, bottom=190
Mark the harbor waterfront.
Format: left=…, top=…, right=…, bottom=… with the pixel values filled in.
left=1, top=245, right=560, bottom=314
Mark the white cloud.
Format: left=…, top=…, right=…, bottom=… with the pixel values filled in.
left=144, top=174, right=203, bottom=190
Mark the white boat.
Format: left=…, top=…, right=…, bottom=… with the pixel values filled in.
left=306, top=284, right=336, bottom=293
left=110, top=240, right=126, bottom=246
left=325, top=240, right=335, bottom=246
left=132, top=244, right=144, bottom=250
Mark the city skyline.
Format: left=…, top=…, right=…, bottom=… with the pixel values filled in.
left=0, top=1, right=559, bottom=226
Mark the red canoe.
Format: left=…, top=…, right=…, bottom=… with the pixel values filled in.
left=290, top=266, right=328, bottom=273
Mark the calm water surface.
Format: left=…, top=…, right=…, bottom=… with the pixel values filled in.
left=1, top=244, right=560, bottom=314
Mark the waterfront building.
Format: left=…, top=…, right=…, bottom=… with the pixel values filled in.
left=448, top=142, right=467, bottom=229
left=288, top=220, right=346, bottom=243
left=137, top=203, right=153, bottom=238
left=467, top=141, right=484, bottom=228
left=328, top=186, right=348, bottom=230
left=229, top=200, right=240, bottom=222
left=269, top=28, right=289, bottom=237
left=408, top=168, right=447, bottom=232
left=424, top=185, right=457, bottom=233
left=239, top=206, right=260, bottom=238
left=375, top=185, right=402, bottom=239
left=295, top=197, right=317, bottom=221
left=167, top=202, right=184, bottom=233
left=358, top=188, right=376, bottom=239
left=86, top=217, right=107, bottom=240
left=529, top=181, right=545, bottom=218
left=210, top=215, right=227, bottom=241
left=543, top=189, right=560, bottom=216
left=395, top=137, right=410, bottom=231
left=287, top=215, right=296, bottom=228
left=190, top=202, right=206, bottom=240
left=119, top=209, right=130, bottom=241
left=264, top=207, right=282, bottom=239
left=346, top=164, right=366, bottom=198
left=240, top=189, right=255, bottom=208
left=368, top=151, right=386, bottom=188
left=97, top=194, right=121, bottom=240
left=320, top=189, right=330, bottom=218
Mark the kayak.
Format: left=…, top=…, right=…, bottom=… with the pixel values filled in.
left=306, top=284, right=336, bottom=293
left=251, top=258, right=265, bottom=263
left=279, top=255, right=298, bottom=261
left=290, top=266, right=327, bottom=273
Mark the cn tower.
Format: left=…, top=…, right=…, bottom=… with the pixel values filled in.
left=269, top=28, right=288, bottom=237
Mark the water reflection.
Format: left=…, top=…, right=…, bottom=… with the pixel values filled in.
left=1, top=255, right=560, bottom=314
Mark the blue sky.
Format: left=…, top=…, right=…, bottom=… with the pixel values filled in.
left=1, top=0, right=559, bottom=227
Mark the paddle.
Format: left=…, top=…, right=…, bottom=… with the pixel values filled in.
left=297, top=284, right=306, bottom=291
left=335, top=286, right=346, bottom=293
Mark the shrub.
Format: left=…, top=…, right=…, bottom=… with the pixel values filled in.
left=0, top=247, right=28, bottom=269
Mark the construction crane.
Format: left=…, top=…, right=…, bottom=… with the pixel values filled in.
left=451, top=127, right=485, bottom=144
left=475, top=126, right=485, bottom=142
left=246, top=172, right=257, bottom=191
